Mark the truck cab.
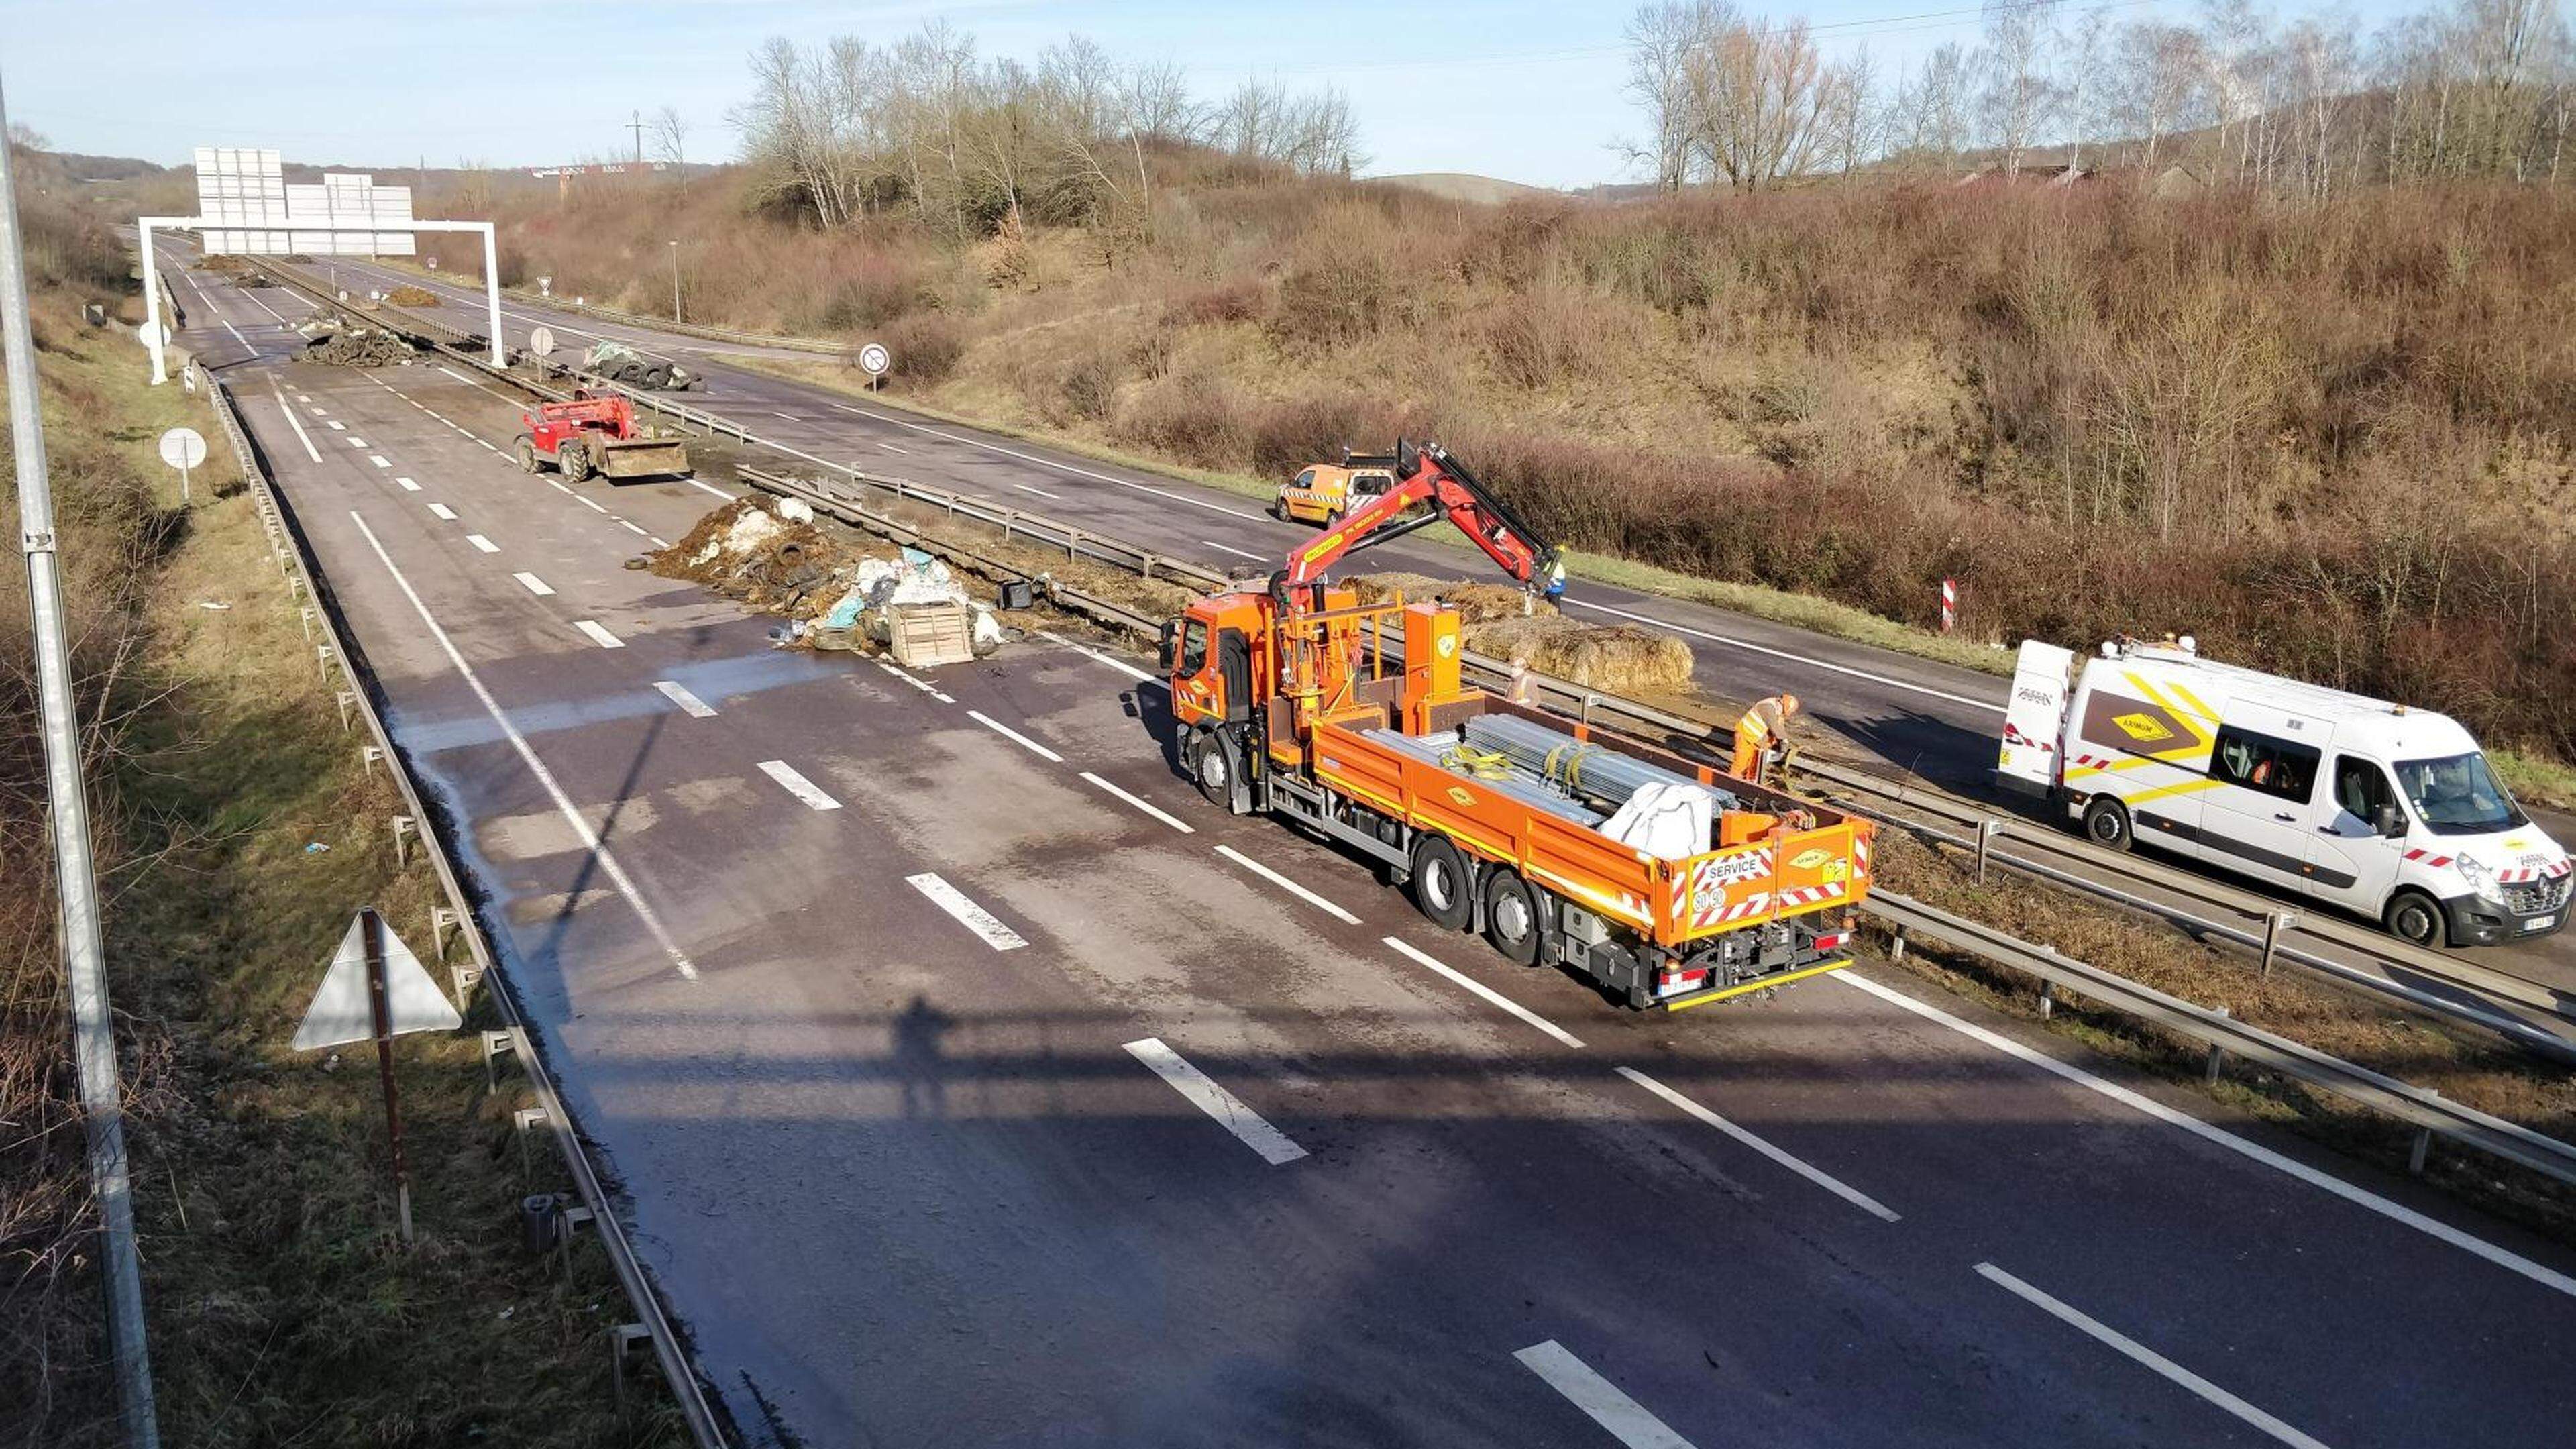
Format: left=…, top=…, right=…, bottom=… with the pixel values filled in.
left=2000, top=637, right=2569, bottom=947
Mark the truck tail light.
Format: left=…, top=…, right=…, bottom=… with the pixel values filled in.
left=1658, top=966, right=1709, bottom=996
left=1811, top=931, right=1848, bottom=953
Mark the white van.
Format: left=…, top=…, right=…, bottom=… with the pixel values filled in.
left=1998, top=636, right=2569, bottom=948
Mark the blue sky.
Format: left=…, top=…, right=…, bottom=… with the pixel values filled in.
left=2, top=0, right=2413, bottom=189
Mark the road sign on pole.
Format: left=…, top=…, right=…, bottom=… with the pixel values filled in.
left=158, top=427, right=205, bottom=504
left=858, top=341, right=890, bottom=394
left=294, top=908, right=460, bottom=1243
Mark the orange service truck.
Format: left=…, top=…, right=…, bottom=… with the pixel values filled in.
left=1163, top=441, right=1870, bottom=1010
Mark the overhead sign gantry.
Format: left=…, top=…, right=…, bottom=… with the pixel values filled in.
left=138, top=147, right=504, bottom=381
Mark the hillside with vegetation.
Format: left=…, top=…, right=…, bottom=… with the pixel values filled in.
left=421, top=3, right=2575, bottom=767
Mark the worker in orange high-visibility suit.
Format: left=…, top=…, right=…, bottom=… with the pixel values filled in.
left=1729, top=693, right=1799, bottom=782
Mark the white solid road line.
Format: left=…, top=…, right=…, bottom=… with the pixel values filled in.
left=687, top=478, right=736, bottom=500
left=1123, top=1038, right=1309, bottom=1165
left=1201, top=539, right=1265, bottom=560
left=426, top=502, right=458, bottom=521
left=1079, top=773, right=1195, bottom=833
left=1564, top=597, right=2006, bottom=716
left=347, top=512, right=699, bottom=980
left=573, top=620, right=625, bottom=649
left=1383, top=936, right=1585, bottom=1049
left=1036, top=629, right=1159, bottom=684
left=1615, top=1067, right=1900, bottom=1222
left=435, top=363, right=533, bottom=407
left=967, top=710, right=1065, bottom=763
left=1512, top=1341, right=1697, bottom=1449
left=513, top=572, right=555, bottom=596
left=466, top=535, right=500, bottom=553
left=1216, top=844, right=1358, bottom=924
left=1974, top=1264, right=2333, bottom=1449
left=876, top=441, right=909, bottom=454
left=1013, top=483, right=1061, bottom=500
left=396, top=476, right=421, bottom=492
left=756, top=759, right=842, bottom=810
left=1837, top=972, right=2576, bottom=1299
left=906, top=872, right=1028, bottom=951
left=619, top=519, right=650, bottom=536
left=221, top=318, right=252, bottom=352
left=273, top=393, right=322, bottom=462
left=771, top=411, right=801, bottom=422
left=653, top=680, right=716, bottom=718
left=576, top=496, right=610, bottom=514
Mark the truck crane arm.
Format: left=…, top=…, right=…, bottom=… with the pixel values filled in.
left=1274, top=439, right=1556, bottom=600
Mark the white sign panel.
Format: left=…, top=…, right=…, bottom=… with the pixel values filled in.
left=197, top=149, right=417, bottom=256
left=858, top=341, right=890, bottom=376
left=157, top=427, right=207, bottom=470
left=291, top=914, right=462, bottom=1051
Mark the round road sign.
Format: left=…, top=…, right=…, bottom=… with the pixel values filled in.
left=158, top=427, right=207, bottom=471
left=858, top=341, right=891, bottom=376
left=529, top=325, right=557, bottom=358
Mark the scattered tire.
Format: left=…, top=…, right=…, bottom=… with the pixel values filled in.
left=2082, top=796, right=2133, bottom=852
left=642, top=364, right=672, bottom=390
left=513, top=435, right=539, bottom=473
left=1411, top=834, right=1474, bottom=932
left=2383, top=888, right=2447, bottom=948
left=1190, top=729, right=1236, bottom=810
left=1483, top=869, right=1542, bottom=965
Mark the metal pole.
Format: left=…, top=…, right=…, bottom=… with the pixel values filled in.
left=0, top=77, right=162, bottom=1448
left=668, top=241, right=680, bottom=324
left=476, top=225, right=504, bottom=368
left=362, top=907, right=415, bottom=1244
left=138, top=221, right=165, bottom=384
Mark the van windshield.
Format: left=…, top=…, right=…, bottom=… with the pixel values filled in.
left=2394, top=752, right=2527, bottom=836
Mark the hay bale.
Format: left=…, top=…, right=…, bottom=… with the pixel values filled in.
left=1465, top=616, right=1693, bottom=694
left=1349, top=571, right=1554, bottom=623
left=384, top=284, right=439, bottom=307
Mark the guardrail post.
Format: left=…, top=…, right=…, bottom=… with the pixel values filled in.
left=2259, top=911, right=2297, bottom=979
left=1888, top=924, right=1907, bottom=961
left=2205, top=1006, right=2231, bottom=1084
left=1067, top=527, right=1082, bottom=562
left=315, top=643, right=334, bottom=679
left=608, top=1324, right=655, bottom=1411
left=1141, top=555, right=1157, bottom=580
left=2410, top=1095, right=2440, bottom=1175
left=1974, top=819, right=2004, bottom=884
left=336, top=690, right=358, bottom=732
left=390, top=815, right=416, bottom=867
left=431, top=906, right=460, bottom=959
left=513, top=1104, right=549, bottom=1179
left=482, top=1030, right=517, bottom=1095
left=360, top=744, right=384, bottom=777
left=1582, top=694, right=1599, bottom=726
left=557, top=1203, right=596, bottom=1278
left=2038, top=978, right=2054, bottom=1020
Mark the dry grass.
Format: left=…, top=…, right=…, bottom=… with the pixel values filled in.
left=1348, top=572, right=1697, bottom=693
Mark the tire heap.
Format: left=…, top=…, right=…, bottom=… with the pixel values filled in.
left=298, top=318, right=415, bottom=368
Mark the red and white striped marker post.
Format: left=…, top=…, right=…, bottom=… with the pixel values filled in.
left=1939, top=577, right=1958, bottom=633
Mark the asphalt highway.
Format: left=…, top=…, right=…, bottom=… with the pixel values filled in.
left=197, top=244, right=2576, bottom=1012
left=151, top=246, right=2576, bottom=1447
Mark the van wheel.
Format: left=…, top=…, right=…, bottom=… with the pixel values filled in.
left=2082, top=796, right=2133, bottom=852
left=1483, top=870, right=1543, bottom=965
left=1190, top=729, right=1238, bottom=811
left=1411, top=835, right=1474, bottom=932
left=2384, top=889, right=2448, bottom=949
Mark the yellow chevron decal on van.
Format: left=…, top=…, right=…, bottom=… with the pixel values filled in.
left=2112, top=712, right=2174, bottom=743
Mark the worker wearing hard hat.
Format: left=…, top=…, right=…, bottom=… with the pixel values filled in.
left=1729, top=693, right=1799, bottom=782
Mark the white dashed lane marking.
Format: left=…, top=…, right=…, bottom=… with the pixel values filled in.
left=1216, top=845, right=1357, bottom=924
left=1079, top=773, right=1195, bottom=833
left=513, top=572, right=555, bottom=596
left=757, top=759, right=842, bottom=811
left=573, top=620, right=625, bottom=649
left=1124, top=1038, right=1307, bottom=1166
left=1513, top=1342, right=1698, bottom=1449
left=906, top=873, right=1026, bottom=950
left=653, top=681, right=716, bottom=718
left=396, top=476, right=421, bottom=492
left=466, top=535, right=500, bottom=553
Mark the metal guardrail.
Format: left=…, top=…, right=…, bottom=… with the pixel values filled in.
left=205, top=370, right=730, bottom=1448
left=1871, top=890, right=2576, bottom=1187
left=242, top=256, right=2576, bottom=1190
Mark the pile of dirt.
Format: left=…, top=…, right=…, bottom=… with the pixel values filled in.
left=1350, top=570, right=1694, bottom=692
left=299, top=323, right=415, bottom=367
left=653, top=496, right=875, bottom=615
left=384, top=284, right=439, bottom=307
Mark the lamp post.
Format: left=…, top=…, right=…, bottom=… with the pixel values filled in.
left=668, top=241, right=680, bottom=324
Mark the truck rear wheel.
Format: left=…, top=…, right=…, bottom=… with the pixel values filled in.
left=1411, top=835, right=1474, bottom=932
left=1483, top=870, right=1543, bottom=965
left=513, top=435, right=540, bottom=473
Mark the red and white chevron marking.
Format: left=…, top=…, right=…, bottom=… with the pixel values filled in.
left=2402, top=847, right=2457, bottom=869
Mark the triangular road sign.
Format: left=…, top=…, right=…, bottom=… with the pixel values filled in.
left=292, top=913, right=462, bottom=1051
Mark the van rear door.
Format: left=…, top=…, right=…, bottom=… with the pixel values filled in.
left=1998, top=640, right=2074, bottom=794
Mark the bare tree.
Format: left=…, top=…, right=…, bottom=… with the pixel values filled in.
left=1682, top=6, right=1831, bottom=190
left=1890, top=42, right=1972, bottom=171
left=1625, top=1, right=1710, bottom=191
left=2280, top=17, right=2359, bottom=199
left=2112, top=22, right=2206, bottom=167
left=650, top=105, right=690, bottom=169
left=1977, top=0, right=2063, bottom=177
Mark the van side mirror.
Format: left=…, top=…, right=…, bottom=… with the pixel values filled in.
left=2374, top=803, right=2405, bottom=838
left=1157, top=621, right=1179, bottom=674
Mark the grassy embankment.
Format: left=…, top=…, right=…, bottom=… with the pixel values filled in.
left=1, top=234, right=680, bottom=1442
